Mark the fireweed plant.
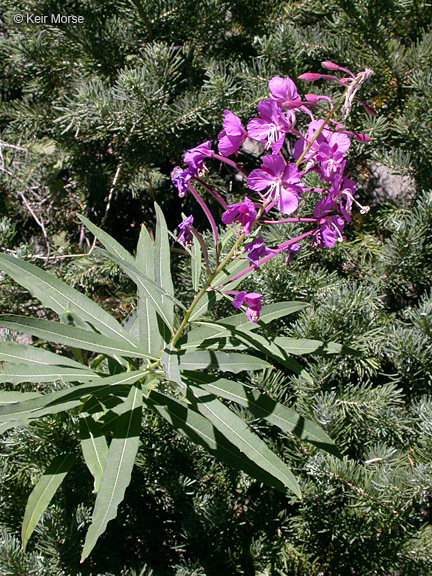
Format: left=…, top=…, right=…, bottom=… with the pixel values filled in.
left=171, top=62, right=373, bottom=326
left=0, top=63, right=372, bottom=561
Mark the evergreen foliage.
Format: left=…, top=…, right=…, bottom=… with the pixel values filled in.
left=1, top=0, right=432, bottom=574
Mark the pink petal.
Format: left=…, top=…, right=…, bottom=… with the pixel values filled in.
left=247, top=117, right=272, bottom=142
left=247, top=168, right=275, bottom=192
left=223, top=110, right=246, bottom=137
left=261, top=154, right=285, bottom=176
left=276, top=189, right=299, bottom=215
left=232, top=291, right=247, bottom=308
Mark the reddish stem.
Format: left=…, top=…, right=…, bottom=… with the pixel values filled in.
left=213, top=229, right=316, bottom=289
left=187, top=182, right=219, bottom=264
left=260, top=217, right=317, bottom=224
left=210, top=152, right=249, bottom=178
left=194, top=177, right=228, bottom=209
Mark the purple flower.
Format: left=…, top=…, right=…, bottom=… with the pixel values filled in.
left=232, top=291, right=263, bottom=323
left=243, top=236, right=277, bottom=266
left=221, top=196, right=256, bottom=236
left=331, top=173, right=369, bottom=219
left=268, top=76, right=301, bottom=108
left=183, top=140, right=212, bottom=173
left=316, top=142, right=346, bottom=180
left=247, top=155, right=303, bottom=215
left=177, top=215, right=194, bottom=247
left=284, top=242, right=302, bottom=264
left=171, top=166, right=194, bottom=197
left=293, top=120, right=350, bottom=180
left=313, top=194, right=345, bottom=248
left=247, top=99, right=295, bottom=154
left=217, top=110, right=247, bottom=156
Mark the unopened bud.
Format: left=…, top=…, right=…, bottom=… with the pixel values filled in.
left=298, top=73, right=322, bottom=82
left=321, top=61, right=340, bottom=70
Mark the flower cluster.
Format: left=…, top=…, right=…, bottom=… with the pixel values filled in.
left=171, top=63, right=373, bottom=321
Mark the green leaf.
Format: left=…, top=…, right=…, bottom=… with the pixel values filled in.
left=80, top=212, right=178, bottom=341
left=186, top=301, right=309, bottom=342
left=273, top=336, right=360, bottom=356
left=144, top=389, right=296, bottom=493
left=0, top=253, right=135, bottom=346
left=160, top=345, right=183, bottom=386
left=98, top=249, right=178, bottom=334
left=22, top=451, right=77, bottom=550
left=81, top=384, right=143, bottom=561
left=187, top=384, right=301, bottom=496
left=189, top=292, right=215, bottom=322
left=0, top=370, right=145, bottom=425
left=0, top=342, right=95, bottom=371
left=0, top=391, right=41, bottom=403
left=136, top=224, right=162, bottom=356
left=79, top=415, right=109, bottom=493
left=0, top=363, right=97, bottom=384
left=216, top=328, right=304, bottom=373
left=122, top=308, right=139, bottom=339
left=154, top=203, right=175, bottom=326
left=191, top=236, right=202, bottom=291
left=78, top=215, right=136, bottom=266
left=211, top=258, right=251, bottom=289
left=0, top=422, right=16, bottom=434
left=178, top=350, right=270, bottom=373
left=0, top=315, right=155, bottom=360
left=183, top=373, right=341, bottom=457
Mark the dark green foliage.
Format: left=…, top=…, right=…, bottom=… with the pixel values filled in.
left=2, top=0, right=432, bottom=574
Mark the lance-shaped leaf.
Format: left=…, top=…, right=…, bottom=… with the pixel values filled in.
left=272, top=336, right=360, bottom=356
left=0, top=341, right=95, bottom=371
left=0, top=315, right=155, bottom=360
left=81, top=384, right=143, bottom=561
left=181, top=332, right=303, bottom=374
left=0, top=253, right=135, bottom=347
left=80, top=214, right=176, bottom=344
left=161, top=345, right=183, bottom=387
left=186, top=384, right=301, bottom=496
left=191, top=235, right=202, bottom=291
left=177, top=350, right=271, bottom=373
left=122, top=308, right=139, bottom=339
left=211, top=258, right=252, bottom=290
left=79, top=415, right=109, bottom=493
left=188, top=291, right=216, bottom=322
left=136, top=224, right=162, bottom=356
left=0, top=370, right=146, bottom=426
left=78, top=214, right=136, bottom=266
left=0, top=391, right=41, bottom=404
left=144, top=389, right=298, bottom=494
left=216, top=328, right=304, bottom=373
left=154, top=203, right=175, bottom=327
left=0, top=363, right=97, bottom=384
left=0, top=421, right=17, bottom=434
left=22, top=451, right=77, bottom=550
left=185, top=301, right=309, bottom=343
left=97, top=249, right=180, bottom=334
left=183, top=372, right=341, bottom=457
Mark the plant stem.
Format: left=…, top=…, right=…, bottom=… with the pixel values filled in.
left=167, top=87, right=348, bottom=353
left=295, top=88, right=348, bottom=167
left=214, top=230, right=315, bottom=288
left=194, top=177, right=228, bottom=209
left=260, top=217, right=317, bottom=224
left=169, top=233, right=245, bottom=348
left=188, top=182, right=219, bottom=264
left=210, top=152, right=249, bottom=178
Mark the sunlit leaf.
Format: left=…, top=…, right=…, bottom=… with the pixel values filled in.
left=81, top=384, right=142, bottom=561
left=22, top=451, right=77, bottom=550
